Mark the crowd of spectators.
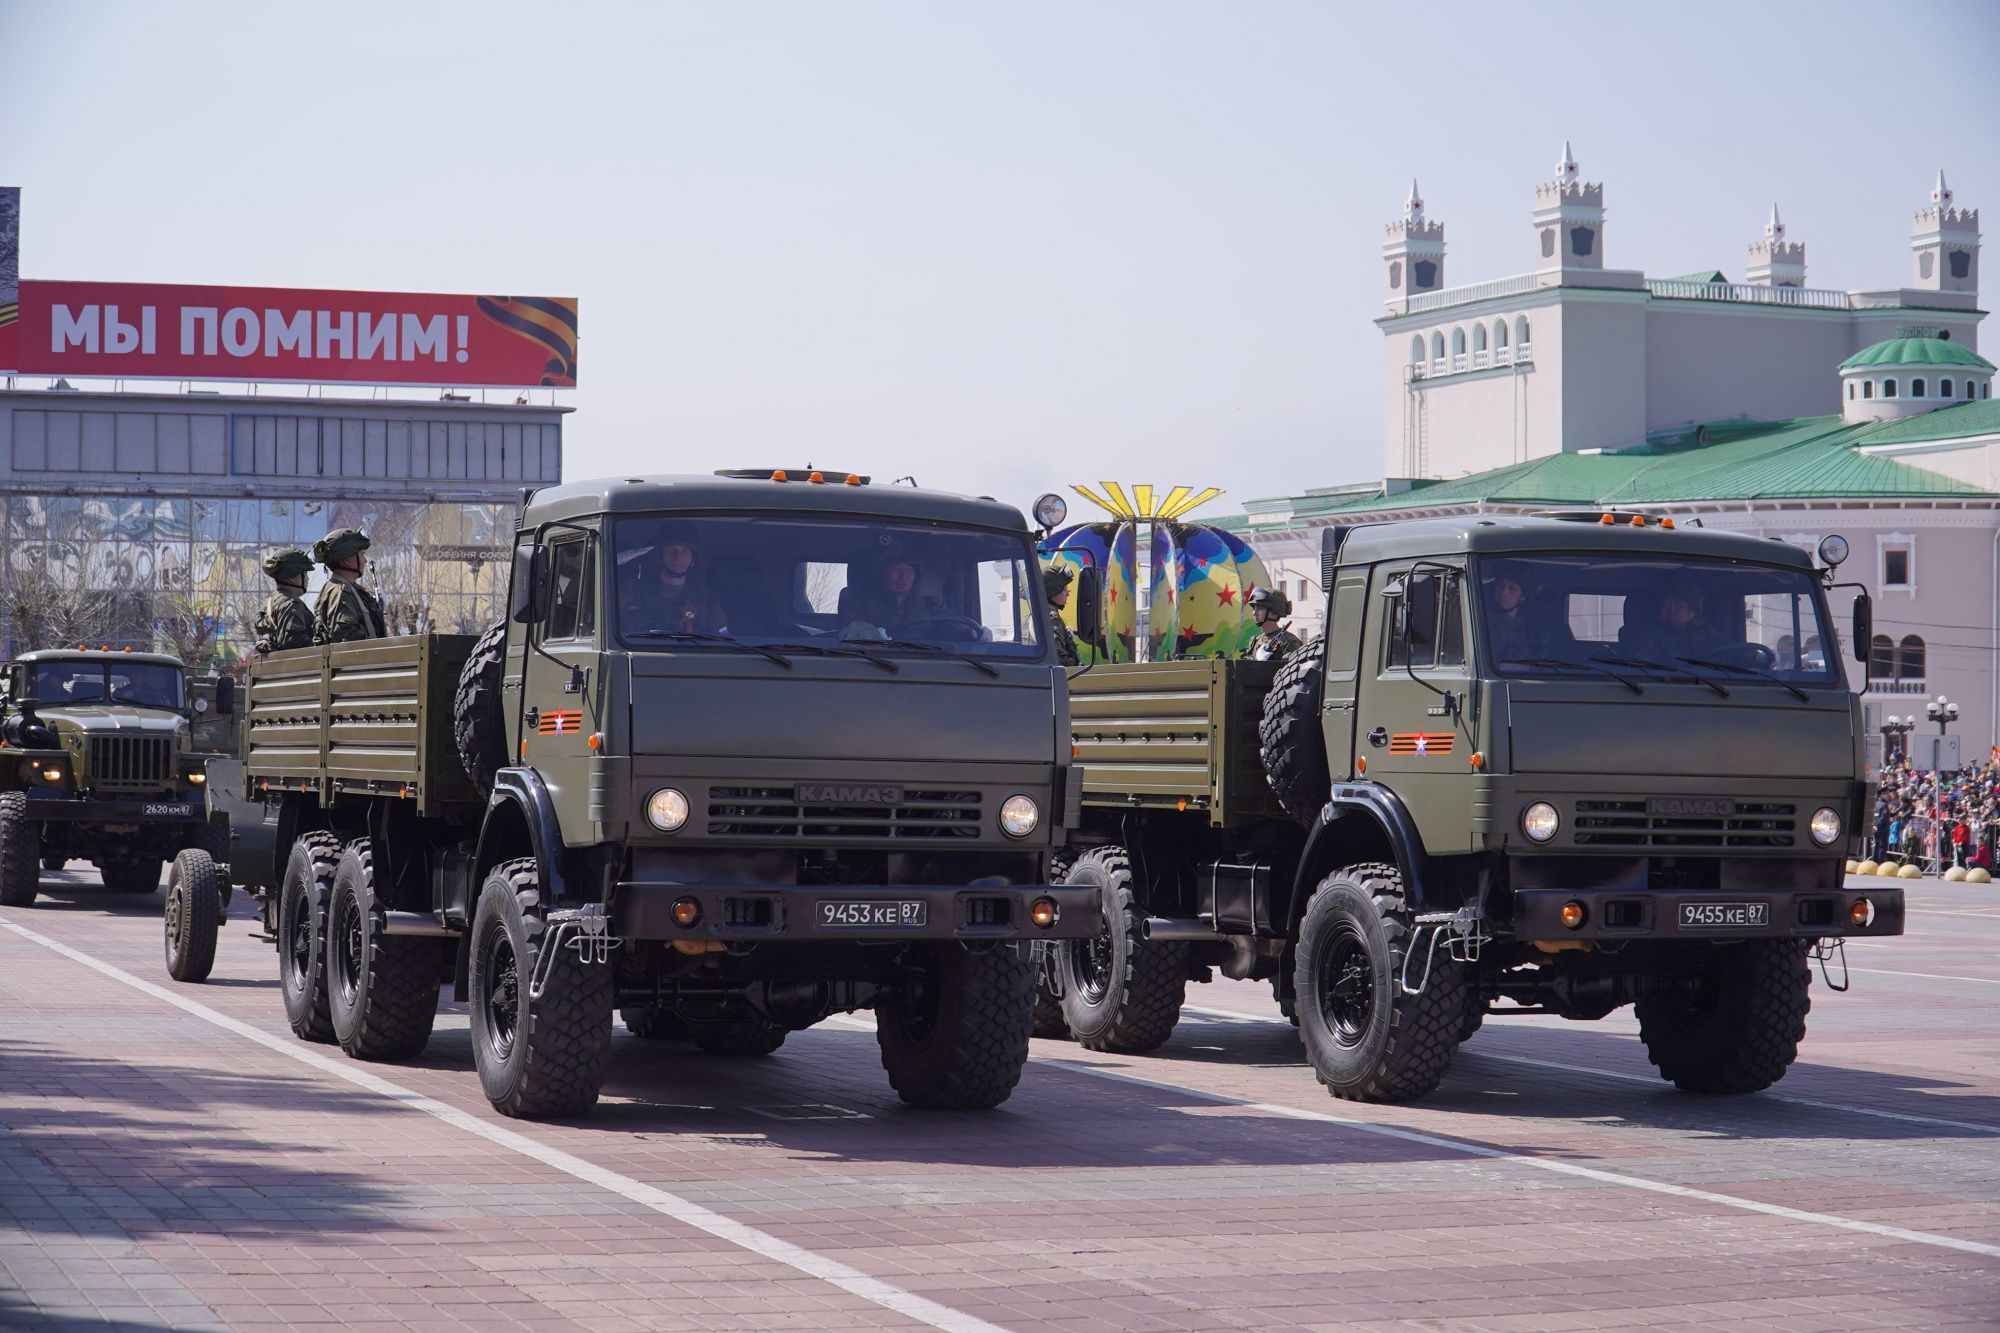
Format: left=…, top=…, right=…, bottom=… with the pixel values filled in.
left=1870, top=752, right=2000, bottom=868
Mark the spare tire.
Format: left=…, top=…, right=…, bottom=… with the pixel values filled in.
left=454, top=620, right=510, bottom=797
left=1260, top=635, right=1329, bottom=826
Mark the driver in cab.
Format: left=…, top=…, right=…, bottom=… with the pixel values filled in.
left=620, top=523, right=727, bottom=636
left=842, top=544, right=940, bottom=634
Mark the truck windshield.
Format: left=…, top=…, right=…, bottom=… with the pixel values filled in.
left=612, top=515, right=1046, bottom=658
left=1477, top=554, right=1839, bottom=687
left=32, top=661, right=186, bottom=708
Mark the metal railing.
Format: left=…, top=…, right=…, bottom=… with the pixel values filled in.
left=1869, top=678, right=1929, bottom=695
left=1645, top=279, right=1851, bottom=309
left=1403, top=272, right=1551, bottom=313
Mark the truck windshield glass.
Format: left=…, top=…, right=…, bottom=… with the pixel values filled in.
left=612, top=516, right=1045, bottom=657
left=32, top=661, right=185, bottom=707
left=1477, top=555, right=1838, bottom=686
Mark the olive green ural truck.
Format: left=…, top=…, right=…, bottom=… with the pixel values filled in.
left=0, top=649, right=232, bottom=910
left=211, top=472, right=1098, bottom=1119
left=1039, top=514, right=1899, bottom=1102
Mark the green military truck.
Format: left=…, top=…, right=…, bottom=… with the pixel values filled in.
left=209, top=472, right=1098, bottom=1120
left=1040, top=513, right=1900, bottom=1102
left=0, top=649, right=232, bottom=912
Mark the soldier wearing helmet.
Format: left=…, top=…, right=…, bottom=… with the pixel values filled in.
left=621, top=521, right=726, bottom=636
left=254, top=548, right=316, bottom=654
left=311, top=528, right=387, bottom=645
left=1043, top=563, right=1080, bottom=666
left=1247, top=586, right=1302, bottom=664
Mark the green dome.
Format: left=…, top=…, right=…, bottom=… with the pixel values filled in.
left=1840, top=336, right=1994, bottom=372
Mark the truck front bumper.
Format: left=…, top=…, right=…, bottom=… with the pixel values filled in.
left=27, top=796, right=202, bottom=823
left=1508, top=886, right=1904, bottom=941
left=613, top=883, right=1102, bottom=944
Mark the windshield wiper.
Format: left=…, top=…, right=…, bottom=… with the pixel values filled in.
left=1678, top=656, right=1810, bottom=703
left=764, top=641, right=901, bottom=675
left=1498, top=656, right=1644, bottom=696
left=1593, top=654, right=1728, bottom=698
left=628, top=630, right=794, bottom=670
left=873, top=639, right=1001, bottom=678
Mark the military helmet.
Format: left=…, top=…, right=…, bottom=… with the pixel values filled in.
left=262, top=548, right=313, bottom=582
left=1248, top=586, right=1292, bottom=618
left=313, top=528, right=371, bottom=566
left=1043, top=563, right=1075, bottom=598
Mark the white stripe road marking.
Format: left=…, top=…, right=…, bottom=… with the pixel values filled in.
left=827, top=1015, right=2000, bottom=1258
left=1180, top=1004, right=2000, bottom=1138
left=0, top=922, right=1005, bottom=1333
left=1848, top=967, right=2000, bottom=986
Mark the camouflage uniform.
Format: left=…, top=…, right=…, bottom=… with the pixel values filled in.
left=254, top=548, right=316, bottom=654
left=1250, top=626, right=1303, bottom=664
left=1044, top=564, right=1081, bottom=667
left=311, top=528, right=387, bottom=645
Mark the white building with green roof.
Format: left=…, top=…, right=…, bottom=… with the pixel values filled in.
left=1235, top=155, right=1994, bottom=760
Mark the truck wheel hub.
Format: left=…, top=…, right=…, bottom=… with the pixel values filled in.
left=1317, top=926, right=1375, bottom=1046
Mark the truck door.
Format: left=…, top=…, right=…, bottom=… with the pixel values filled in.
left=1360, top=560, right=1477, bottom=854
left=1320, top=567, right=1370, bottom=780
left=519, top=529, right=601, bottom=844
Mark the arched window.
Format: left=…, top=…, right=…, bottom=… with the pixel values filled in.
left=1473, top=324, right=1488, bottom=353
left=1515, top=316, right=1531, bottom=347
left=1410, top=335, right=1425, bottom=365
left=1863, top=380, right=1875, bottom=399
left=1493, top=319, right=1508, bottom=348
left=1870, top=635, right=1895, bottom=678
left=1911, top=378, right=1926, bottom=398
left=1941, top=379, right=1954, bottom=398
left=1847, top=382, right=1856, bottom=401
left=1884, top=378, right=1898, bottom=398
left=1898, top=635, right=1925, bottom=680
left=1430, top=331, right=1445, bottom=361
left=1451, top=327, right=1467, bottom=356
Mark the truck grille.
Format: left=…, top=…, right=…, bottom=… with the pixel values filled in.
left=706, top=787, right=982, bottom=840
left=87, top=736, right=176, bottom=792
left=1573, top=800, right=1796, bottom=849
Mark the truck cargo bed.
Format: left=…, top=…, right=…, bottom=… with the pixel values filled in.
left=1070, top=658, right=1286, bottom=825
left=243, top=633, right=477, bottom=816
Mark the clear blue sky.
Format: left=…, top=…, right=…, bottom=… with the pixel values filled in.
left=3, top=0, right=1997, bottom=514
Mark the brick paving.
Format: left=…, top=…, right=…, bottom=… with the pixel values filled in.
left=1, top=869, right=1997, bottom=1330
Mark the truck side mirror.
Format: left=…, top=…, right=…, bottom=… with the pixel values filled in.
left=213, top=676, right=236, bottom=716
left=1851, top=592, right=1872, bottom=663
left=509, top=544, right=545, bottom=625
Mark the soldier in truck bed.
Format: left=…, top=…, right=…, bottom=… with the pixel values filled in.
left=253, top=548, right=315, bottom=654
left=312, top=528, right=387, bottom=645
left=1247, top=587, right=1302, bottom=664
left=1045, top=564, right=1080, bottom=666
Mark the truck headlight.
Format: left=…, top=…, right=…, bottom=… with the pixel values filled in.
left=1521, top=801, right=1559, bottom=843
left=999, top=794, right=1039, bottom=838
left=645, top=787, right=690, bottom=833
left=1810, top=807, right=1841, bottom=845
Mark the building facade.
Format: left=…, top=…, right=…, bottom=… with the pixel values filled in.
left=0, top=386, right=566, bottom=662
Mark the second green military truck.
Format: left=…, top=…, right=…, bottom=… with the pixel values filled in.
left=1040, top=514, right=1899, bottom=1102
left=0, top=648, right=230, bottom=909
left=216, top=471, right=1097, bottom=1119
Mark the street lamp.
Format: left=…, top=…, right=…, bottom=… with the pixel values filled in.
left=1882, top=714, right=1914, bottom=766
left=1923, top=695, right=1960, bottom=874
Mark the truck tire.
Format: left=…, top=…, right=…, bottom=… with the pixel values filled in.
left=1030, top=948, right=1069, bottom=1039
left=1636, top=940, right=1811, bottom=1094
left=877, top=942, right=1033, bottom=1109
left=1057, top=847, right=1187, bottom=1054
left=0, top=793, right=41, bottom=908
left=99, top=856, right=163, bottom=894
left=468, top=858, right=613, bottom=1119
left=278, top=832, right=342, bottom=1043
left=453, top=620, right=509, bottom=798
left=326, top=841, right=440, bottom=1062
left=40, top=855, right=67, bottom=873
left=163, top=849, right=222, bottom=983
left=691, top=1018, right=788, bottom=1057
left=1294, top=863, right=1465, bottom=1102
left=621, top=1006, right=689, bottom=1041
left=1260, top=635, right=1330, bottom=826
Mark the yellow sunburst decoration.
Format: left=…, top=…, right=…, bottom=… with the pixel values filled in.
left=1070, top=482, right=1223, bottom=521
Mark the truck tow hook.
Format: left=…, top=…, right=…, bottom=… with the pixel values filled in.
left=1810, top=937, right=1850, bottom=993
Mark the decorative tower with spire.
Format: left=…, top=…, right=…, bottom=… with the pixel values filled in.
left=1912, top=169, right=1979, bottom=295
left=1531, top=140, right=1604, bottom=274
left=1746, top=204, right=1807, bottom=287
left=1383, top=178, right=1446, bottom=309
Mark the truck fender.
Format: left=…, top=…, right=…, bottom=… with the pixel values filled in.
left=1284, top=784, right=1428, bottom=930
left=473, top=767, right=572, bottom=905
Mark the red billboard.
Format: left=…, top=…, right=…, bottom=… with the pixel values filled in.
left=3, top=279, right=576, bottom=388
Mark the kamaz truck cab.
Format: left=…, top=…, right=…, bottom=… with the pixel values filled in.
left=0, top=648, right=229, bottom=906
